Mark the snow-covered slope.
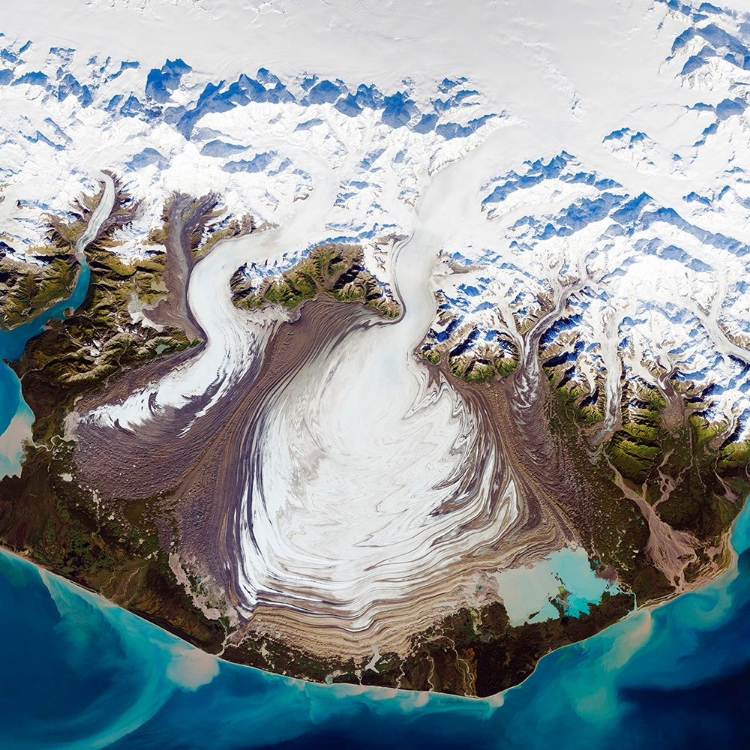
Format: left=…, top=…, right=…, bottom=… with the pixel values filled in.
left=0, top=31, right=501, bottom=293
left=421, top=1, right=750, bottom=446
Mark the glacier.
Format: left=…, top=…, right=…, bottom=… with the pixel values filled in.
left=1, top=0, right=750, bottom=696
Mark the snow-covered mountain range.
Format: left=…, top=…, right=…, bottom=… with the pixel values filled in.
left=0, top=30, right=501, bottom=293
left=419, top=2, right=750, bottom=447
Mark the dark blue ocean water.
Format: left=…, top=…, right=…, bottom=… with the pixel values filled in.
left=1, top=257, right=749, bottom=748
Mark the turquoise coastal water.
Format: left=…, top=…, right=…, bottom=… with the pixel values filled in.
left=0, top=262, right=90, bottom=436
left=0, top=172, right=111, bottom=474
left=493, top=545, right=622, bottom=625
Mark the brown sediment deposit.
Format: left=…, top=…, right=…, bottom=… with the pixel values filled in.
left=6, top=268, right=642, bottom=694
left=1, top=188, right=671, bottom=693
left=74, top=298, right=381, bottom=606
left=74, top=298, right=362, bottom=501
left=145, top=193, right=218, bottom=341
left=446, top=368, right=573, bottom=543
left=72, top=344, right=212, bottom=497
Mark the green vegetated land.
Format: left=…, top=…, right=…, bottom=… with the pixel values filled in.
left=425, top=338, right=519, bottom=383
left=426, top=312, right=747, bottom=606
left=231, top=243, right=401, bottom=319
left=544, top=359, right=746, bottom=595
left=146, top=191, right=257, bottom=263
left=3, top=187, right=746, bottom=698
left=544, top=385, right=674, bottom=601
left=194, top=212, right=257, bottom=260
left=411, top=298, right=750, bottom=695
left=420, top=293, right=518, bottom=382
left=0, top=184, right=226, bottom=654
left=605, top=387, right=745, bottom=551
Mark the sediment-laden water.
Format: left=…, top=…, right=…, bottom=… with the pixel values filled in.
left=0, top=173, right=115, bottom=473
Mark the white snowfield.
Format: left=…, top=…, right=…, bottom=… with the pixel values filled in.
left=4, top=0, right=750, bottom=637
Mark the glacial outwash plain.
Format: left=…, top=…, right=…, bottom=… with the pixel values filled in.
left=2, top=0, right=750, bottom=699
